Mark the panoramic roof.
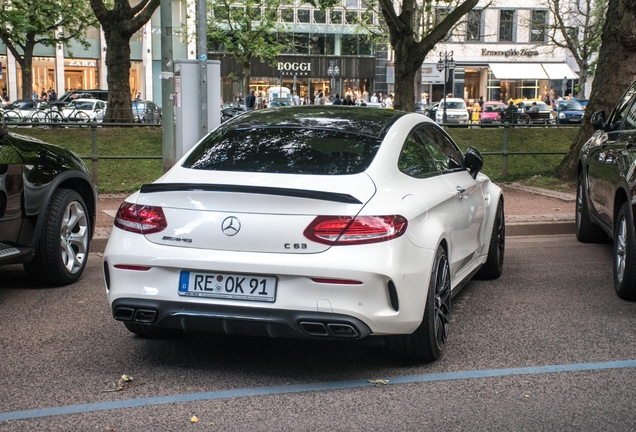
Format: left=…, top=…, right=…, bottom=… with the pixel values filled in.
left=223, top=105, right=406, bottom=139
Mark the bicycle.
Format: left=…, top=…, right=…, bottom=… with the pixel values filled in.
left=0, top=107, right=23, bottom=127
left=62, top=102, right=92, bottom=127
left=499, top=110, right=531, bottom=125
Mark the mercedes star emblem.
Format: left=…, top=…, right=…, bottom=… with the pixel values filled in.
left=221, top=216, right=241, bottom=236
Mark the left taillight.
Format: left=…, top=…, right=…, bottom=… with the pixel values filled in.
left=114, top=202, right=167, bottom=234
left=304, top=215, right=408, bottom=246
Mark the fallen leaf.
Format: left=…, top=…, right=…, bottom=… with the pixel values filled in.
left=105, top=428, right=116, bottom=431
left=552, top=208, right=561, bottom=211
left=368, top=379, right=389, bottom=385
left=190, top=415, right=199, bottom=423
left=101, top=374, right=145, bottom=392
left=525, top=395, right=531, bottom=398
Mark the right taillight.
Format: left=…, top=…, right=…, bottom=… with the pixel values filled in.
left=304, top=215, right=407, bottom=246
left=114, top=202, right=167, bottom=234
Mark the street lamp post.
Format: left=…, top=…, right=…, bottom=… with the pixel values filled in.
left=436, top=51, right=455, bottom=124
left=327, top=59, right=340, bottom=98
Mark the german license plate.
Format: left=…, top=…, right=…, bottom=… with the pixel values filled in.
left=178, top=271, right=277, bottom=302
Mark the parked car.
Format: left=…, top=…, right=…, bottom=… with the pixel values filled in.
left=422, top=102, right=439, bottom=119
left=0, top=126, right=97, bottom=285
left=220, top=103, right=247, bottom=122
left=435, top=98, right=469, bottom=124
left=103, top=106, right=505, bottom=362
left=56, top=89, right=108, bottom=107
left=479, top=101, right=507, bottom=124
left=3, top=99, right=52, bottom=122
left=267, top=98, right=293, bottom=107
left=577, top=79, right=636, bottom=300
left=132, top=100, right=162, bottom=124
left=62, top=98, right=107, bottom=123
left=516, top=100, right=553, bottom=124
left=554, top=99, right=585, bottom=124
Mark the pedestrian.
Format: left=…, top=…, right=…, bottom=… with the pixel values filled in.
left=478, top=96, right=484, bottom=110
left=384, top=94, right=393, bottom=108
left=370, top=92, right=378, bottom=103
left=332, top=93, right=342, bottom=105
left=316, top=91, right=325, bottom=105
left=345, top=94, right=354, bottom=105
left=293, top=92, right=300, bottom=106
left=245, top=89, right=256, bottom=110
left=32, top=90, right=38, bottom=100
left=48, top=89, right=57, bottom=102
left=40, top=88, right=48, bottom=100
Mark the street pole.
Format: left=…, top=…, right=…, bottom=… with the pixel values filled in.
left=197, top=0, right=207, bottom=138
left=160, top=0, right=175, bottom=172
left=197, top=0, right=208, bottom=139
left=437, top=51, right=455, bottom=124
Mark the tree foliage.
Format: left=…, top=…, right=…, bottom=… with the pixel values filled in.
left=541, top=0, right=607, bottom=99
left=208, top=0, right=289, bottom=96
left=90, top=0, right=159, bottom=122
left=0, top=0, right=97, bottom=99
left=555, top=0, right=636, bottom=179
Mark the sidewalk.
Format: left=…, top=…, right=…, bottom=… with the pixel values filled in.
left=90, top=183, right=576, bottom=254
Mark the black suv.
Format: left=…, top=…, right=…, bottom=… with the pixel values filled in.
left=0, top=127, right=97, bottom=285
left=577, top=80, right=636, bottom=300
left=56, top=89, right=108, bottom=107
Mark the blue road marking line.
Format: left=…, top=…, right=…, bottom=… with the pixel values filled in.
left=1, top=359, right=635, bottom=422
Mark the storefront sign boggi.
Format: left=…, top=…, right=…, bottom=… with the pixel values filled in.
left=277, top=62, right=311, bottom=76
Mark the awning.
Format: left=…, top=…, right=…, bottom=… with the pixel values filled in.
left=421, top=63, right=445, bottom=84
left=541, top=63, right=579, bottom=80
left=489, top=63, right=548, bottom=80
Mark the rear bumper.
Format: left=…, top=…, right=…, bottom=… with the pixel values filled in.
left=112, top=298, right=373, bottom=339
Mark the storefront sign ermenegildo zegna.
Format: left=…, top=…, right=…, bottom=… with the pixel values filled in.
left=481, top=48, right=540, bottom=57
left=277, top=62, right=311, bottom=76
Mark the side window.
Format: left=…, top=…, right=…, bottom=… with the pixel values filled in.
left=398, top=132, right=440, bottom=178
left=607, top=82, right=636, bottom=131
left=622, top=99, right=636, bottom=131
left=416, top=126, right=465, bottom=172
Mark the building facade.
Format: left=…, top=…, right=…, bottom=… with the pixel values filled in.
left=421, top=0, right=581, bottom=105
left=0, top=0, right=583, bottom=107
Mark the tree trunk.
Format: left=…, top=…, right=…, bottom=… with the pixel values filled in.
left=104, top=28, right=134, bottom=123
left=393, top=38, right=420, bottom=111
left=18, top=38, right=37, bottom=100
left=555, top=0, right=636, bottom=180
left=577, top=66, right=587, bottom=99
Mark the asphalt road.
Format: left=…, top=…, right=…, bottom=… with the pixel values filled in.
left=1, top=235, right=636, bottom=431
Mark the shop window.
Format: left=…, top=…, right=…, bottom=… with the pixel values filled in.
left=281, top=8, right=294, bottom=23
left=213, top=5, right=229, bottom=20
left=466, top=10, right=481, bottom=41
left=298, top=9, right=310, bottom=23
left=345, top=0, right=358, bottom=8
left=435, top=9, right=450, bottom=41
left=341, top=34, right=357, bottom=55
left=309, top=34, right=334, bottom=55
left=499, top=10, right=515, bottom=42
left=313, top=10, right=326, bottom=24
left=294, top=33, right=309, bottom=54
left=345, top=11, right=358, bottom=24
left=278, top=33, right=295, bottom=54
left=250, top=6, right=261, bottom=20
left=360, top=11, right=374, bottom=26
left=530, top=10, right=547, bottom=42
left=359, top=34, right=373, bottom=55
left=330, top=10, right=342, bottom=24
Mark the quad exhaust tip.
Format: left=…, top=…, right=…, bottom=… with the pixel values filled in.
left=113, top=307, right=157, bottom=324
left=299, top=321, right=359, bottom=338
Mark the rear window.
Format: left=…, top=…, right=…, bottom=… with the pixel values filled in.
left=440, top=100, right=466, bottom=110
left=182, top=127, right=381, bottom=175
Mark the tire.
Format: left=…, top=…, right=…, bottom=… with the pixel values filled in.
left=575, top=171, right=607, bottom=243
left=46, top=111, right=64, bottom=127
left=30, top=113, right=46, bottom=128
left=3, top=110, right=21, bottom=127
left=24, top=189, right=91, bottom=286
left=477, top=198, right=505, bottom=279
left=124, top=322, right=183, bottom=339
left=613, top=202, right=636, bottom=300
left=74, top=111, right=91, bottom=126
left=518, top=114, right=531, bottom=125
left=386, top=246, right=450, bottom=361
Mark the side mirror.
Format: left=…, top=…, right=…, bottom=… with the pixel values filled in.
left=590, top=110, right=606, bottom=131
left=465, top=146, right=484, bottom=179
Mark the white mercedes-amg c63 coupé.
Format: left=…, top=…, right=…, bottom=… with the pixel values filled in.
left=103, top=105, right=505, bottom=362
